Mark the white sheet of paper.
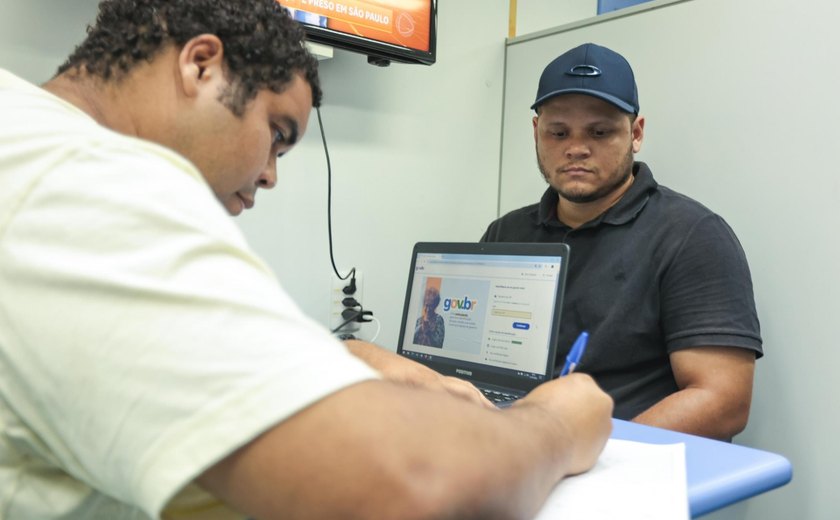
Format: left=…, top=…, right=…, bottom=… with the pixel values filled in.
left=535, top=439, right=689, bottom=520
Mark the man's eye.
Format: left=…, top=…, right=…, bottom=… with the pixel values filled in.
left=591, top=128, right=611, bottom=138
left=551, top=131, right=567, bottom=138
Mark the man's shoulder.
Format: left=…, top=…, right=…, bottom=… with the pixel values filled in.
left=1, top=103, right=223, bottom=243
left=648, top=183, right=722, bottom=225
left=7, top=102, right=202, bottom=190
left=495, top=201, right=542, bottom=224
left=643, top=183, right=744, bottom=249
left=635, top=164, right=716, bottom=220
left=482, top=201, right=543, bottom=241
left=1, top=70, right=199, bottom=182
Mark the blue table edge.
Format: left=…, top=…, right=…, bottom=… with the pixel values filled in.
left=610, top=419, right=793, bottom=517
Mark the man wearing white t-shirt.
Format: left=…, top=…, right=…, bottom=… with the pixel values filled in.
left=0, top=1, right=613, bottom=519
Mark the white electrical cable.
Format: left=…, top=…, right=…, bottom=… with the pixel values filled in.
left=365, top=315, right=382, bottom=343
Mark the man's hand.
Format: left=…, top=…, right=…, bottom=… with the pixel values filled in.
left=344, top=339, right=495, bottom=409
left=514, top=373, right=614, bottom=475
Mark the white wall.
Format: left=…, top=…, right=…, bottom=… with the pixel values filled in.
left=501, top=0, right=840, bottom=519
left=515, top=0, right=596, bottom=35
left=0, top=0, right=98, bottom=82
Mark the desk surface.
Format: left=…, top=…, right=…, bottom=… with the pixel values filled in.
left=611, top=419, right=792, bottom=517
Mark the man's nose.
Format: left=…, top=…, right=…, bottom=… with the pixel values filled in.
left=565, top=136, right=591, bottom=159
left=258, top=158, right=277, bottom=189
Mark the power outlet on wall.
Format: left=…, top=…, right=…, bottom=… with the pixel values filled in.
left=330, top=270, right=364, bottom=334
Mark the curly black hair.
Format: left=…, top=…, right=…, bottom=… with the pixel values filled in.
left=57, top=0, right=322, bottom=114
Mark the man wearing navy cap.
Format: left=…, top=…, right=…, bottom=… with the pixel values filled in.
left=482, top=43, right=762, bottom=440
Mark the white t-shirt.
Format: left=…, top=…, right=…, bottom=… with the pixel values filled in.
left=0, top=69, right=379, bottom=519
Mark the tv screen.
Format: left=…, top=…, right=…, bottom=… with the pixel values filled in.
left=276, top=0, right=437, bottom=66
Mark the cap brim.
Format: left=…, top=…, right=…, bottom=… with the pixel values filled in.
left=531, top=88, right=637, bottom=114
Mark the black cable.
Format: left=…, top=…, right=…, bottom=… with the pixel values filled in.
left=317, top=107, right=375, bottom=334
left=331, top=308, right=363, bottom=334
left=330, top=306, right=374, bottom=334
left=317, top=106, right=355, bottom=283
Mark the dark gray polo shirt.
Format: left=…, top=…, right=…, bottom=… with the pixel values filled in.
left=481, top=162, right=762, bottom=420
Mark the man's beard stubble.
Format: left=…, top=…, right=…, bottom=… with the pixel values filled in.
left=537, top=145, right=635, bottom=204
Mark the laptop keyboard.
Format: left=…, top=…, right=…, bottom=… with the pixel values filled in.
left=480, top=388, right=520, bottom=407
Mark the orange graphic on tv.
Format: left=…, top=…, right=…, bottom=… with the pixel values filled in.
left=277, top=0, right=431, bottom=52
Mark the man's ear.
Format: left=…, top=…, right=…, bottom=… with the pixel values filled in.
left=632, top=115, right=645, bottom=153
left=178, top=34, right=225, bottom=98
left=533, top=114, right=539, bottom=143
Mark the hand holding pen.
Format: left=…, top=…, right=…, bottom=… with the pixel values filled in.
left=560, top=331, right=589, bottom=376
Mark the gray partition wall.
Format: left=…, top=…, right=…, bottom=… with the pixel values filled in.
left=501, top=1, right=840, bottom=519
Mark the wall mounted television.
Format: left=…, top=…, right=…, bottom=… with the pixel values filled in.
left=276, top=0, right=437, bottom=66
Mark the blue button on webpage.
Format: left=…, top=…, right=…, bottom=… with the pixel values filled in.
left=513, top=322, right=530, bottom=330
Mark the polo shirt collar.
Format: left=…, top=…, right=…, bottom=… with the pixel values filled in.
left=537, top=162, right=658, bottom=228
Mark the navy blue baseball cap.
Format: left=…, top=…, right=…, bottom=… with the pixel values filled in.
left=531, top=43, right=639, bottom=114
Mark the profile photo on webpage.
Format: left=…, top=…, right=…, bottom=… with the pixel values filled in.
left=414, top=286, right=445, bottom=348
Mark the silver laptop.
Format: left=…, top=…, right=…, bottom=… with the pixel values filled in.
left=396, top=242, right=570, bottom=407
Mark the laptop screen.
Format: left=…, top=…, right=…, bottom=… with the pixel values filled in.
left=397, top=242, right=570, bottom=390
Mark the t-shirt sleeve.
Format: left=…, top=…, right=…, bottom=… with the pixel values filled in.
left=659, top=213, right=763, bottom=355
left=0, top=144, right=379, bottom=518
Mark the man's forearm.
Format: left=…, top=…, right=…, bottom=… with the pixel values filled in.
left=344, top=339, right=393, bottom=371
left=632, top=387, right=750, bottom=440
left=198, top=378, right=612, bottom=520
left=343, top=339, right=437, bottom=386
left=641, top=346, right=756, bottom=440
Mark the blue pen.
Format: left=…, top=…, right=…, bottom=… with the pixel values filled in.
left=560, top=331, right=589, bottom=376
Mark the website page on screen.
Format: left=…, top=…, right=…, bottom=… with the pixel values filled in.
left=402, top=253, right=562, bottom=378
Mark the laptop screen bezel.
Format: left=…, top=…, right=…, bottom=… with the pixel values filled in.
left=396, top=241, right=570, bottom=394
